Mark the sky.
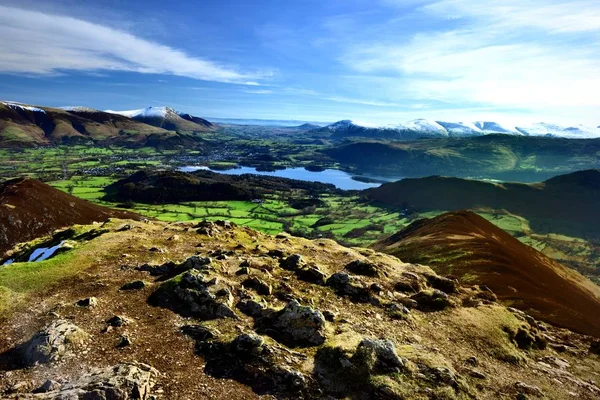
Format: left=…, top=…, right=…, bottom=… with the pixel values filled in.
left=0, top=0, right=599, bottom=126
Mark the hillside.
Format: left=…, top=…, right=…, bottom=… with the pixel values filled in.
left=325, top=135, right=600, bottom=181
left=365, top=170, right=600, bottom=237
left=0, top=102, right=215, bottom=148
left=0, top=177, right=140, bottom=254
left=104, top=169, right=339, bottom=204
left=1, top=216, right=600, bottom=399
left=373, top=211, right=600, bottom=338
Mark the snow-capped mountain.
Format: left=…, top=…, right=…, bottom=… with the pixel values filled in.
left=105, top=106, right=213, bottom=132
left=318, top=119, right=600, bottom=139
left=2, top=101, right=46, bottom=114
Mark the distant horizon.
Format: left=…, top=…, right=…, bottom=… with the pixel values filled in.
left=0, top=1, right=599, bottom=127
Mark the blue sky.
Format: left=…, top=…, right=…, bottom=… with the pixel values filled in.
left=0, top=0, right=599, bottom=125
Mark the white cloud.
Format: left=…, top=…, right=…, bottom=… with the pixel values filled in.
left=340, top=0, right=600, bottom=121
left=0, top=6, right=262, bottom=84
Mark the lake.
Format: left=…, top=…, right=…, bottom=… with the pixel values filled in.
left=178, top=166, right=399, bottom=190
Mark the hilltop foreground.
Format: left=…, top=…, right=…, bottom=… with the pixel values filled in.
left=1, top=216, right=600, bottom=399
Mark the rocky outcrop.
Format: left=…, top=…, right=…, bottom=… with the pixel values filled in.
left=151, top=269, right=237, bottom=320
left=270, top=300, right=327, bottom=347
left=12, top=363, right=158, bottom=399
left=23, top=320, right=88, bottom=366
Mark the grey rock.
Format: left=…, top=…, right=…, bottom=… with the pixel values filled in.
left=242, top=276, right=272, bottom=296
left=280, top=254, right=304, bottom=271
left=424, top=273, right=458, bottom=294
left=106, top=315, right=131, bottom=327
left=23, top=320, right=88, bottom=365
left=232, top=333, right=265, bottom=355
left=410, top=289, right=452, bottom=311
left=120, top=280, right=146, bottom=291
left=236, top=299, right=265, bottom=317
left=345, top=260, right=380, bottom=277
left=76, top=297, right=98, bottom=307
left=36, top=380, right=62, bottom=393
left=515, top=381, right=544, bottom=397
left=295, top=266, right=327, bottom=285
left=353, top=338, right=405, bottom=374
left=17, top=363, right=158, bottom=399
left=272, top=300, right=327, bottom=346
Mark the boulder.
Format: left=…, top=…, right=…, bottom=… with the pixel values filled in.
left=76, top=297, right=98, bottom=307
left=18, top=363, right=158, bottom=399
left=345, top=260, right=380, bottom=277
left=326, top=272, right=377, bottom=304
left=271, top=300, right=327, bottom=347
left=352, top=338, right=405, bottom=374
left=23, top=320, right=88, bottom=365
left=410, top=289, right=452, bottom=311
left=280, top=254, right=304, bottom=271
left=424, top=274, right=458, bottom=294
left=295, top=266, right=327, bottom=285
left=120, top=280, right=146, bottom=291
left=242, top=276, right=272, bottom=296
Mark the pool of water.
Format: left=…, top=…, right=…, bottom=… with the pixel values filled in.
left=178, top=166, right=400, bottom=191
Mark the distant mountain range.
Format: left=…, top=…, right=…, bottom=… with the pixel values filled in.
left=316, top=119, right=600, bottom=139
left=0, top=101, right=214, bottom=147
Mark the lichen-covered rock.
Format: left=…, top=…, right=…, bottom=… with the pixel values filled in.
left=23, top=320, right=88, bottom=365
left=271, top=300, right=327, bottom=347
left=280, top=254, right=304, bottom=271
left=345, top=259, right=380, bottom=277
left=152, top=269, right=237, bottom=320
left=242, top=276, right=272, bottom=296
left=410, top=289, right=453, bottom=311
left=14, top=363, right=159, bottom=399
left=326, top=272, right=378, bottom=304
left=295, top=266, right=327, bottom=285
left=424, top=273, right=459, bottom=294
left=352, top=339, right=406, bottom=374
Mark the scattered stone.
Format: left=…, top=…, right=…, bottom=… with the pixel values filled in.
left=168, top=235, right=179, bottom=241
left=268, top=249, right=286, bottom=258
left=236, top=266, right=250, bottom=275
left=120, top=280, right=146, bottom=291
left=270, top=300, right=327, bottom=347
left=515, top=382, right=544, bottom=397
left=35, top=380, right=62, bottom=393
left=242, top=276, right=272, bottom=296
left=148, top=247, right=165, bottom=253
left=326, top=272, right=377, bottom=304
left=280, top=254, right=304, bottom=270
left=465, top=356, right=479, bottom=367
left=117, top=334, right=132, bottom=348
left=345, top=260, right=380, bottom=277
left=76, top=297, right=98, bottom=307
left=323, top=310, right=337, bottom=322
left=180, top=325, right=218, bottom=341
left=295, top=266, right=327, bottom=285
left=468, top=369, right=486, bottom=379
left=424, top=273, right=459, bottom=294
left=352, top=338, right=405, bottom=374
left=23, top=320, right=88, bottom=365
left=237, top=299, right=266, bottom=317
left=386, top=302, right=411, bottom=320
left=107, top=315, right=131, bottom=327
left=410, top=289, right=453, bottom=311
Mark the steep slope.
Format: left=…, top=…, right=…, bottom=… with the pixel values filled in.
left=0, top=177, right=141, bottom=254
left=1, top=217, right=600, bottom=399
left=105, top=106, right=214, bottom=132
left=373, top=211, right=600, bottom=337
left=365, top=170, right=600, bottom=237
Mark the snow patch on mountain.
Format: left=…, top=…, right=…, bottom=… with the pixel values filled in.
left=2, top=101, right=45, bottom=114
left=436, top=121, right=482, bottom=136
left=402, top=119, right=448, bottom=135
left=60, top=106, right=98, bottom=113
left=516, top=123, right=600, bottom=138
left=105, top=106, right=176, bottom=119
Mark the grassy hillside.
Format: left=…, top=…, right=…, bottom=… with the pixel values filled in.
left=325, top=135, right=600, bottom=181
left=366, top=170, right=600, bottom=237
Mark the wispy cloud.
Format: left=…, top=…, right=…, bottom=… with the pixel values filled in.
left=0, top=6, right=263, bottom=84
left=339, top=0, right=600, bottom=116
